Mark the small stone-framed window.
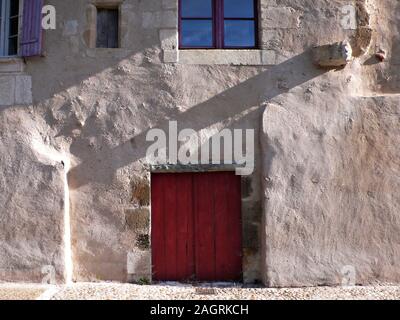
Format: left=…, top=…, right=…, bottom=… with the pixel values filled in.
left=0, top=0, right=20, bottom=56
left=179, top=0, right=258, bottom=49
left=96, top=7, right=119, bottom=48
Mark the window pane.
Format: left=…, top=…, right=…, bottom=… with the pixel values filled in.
left=0, top=0, right=3, bottom=56
left=224, top=20, right=255, bottom=47
left=8, top=36, right=17, bottom=55
left=224, top=0, right=254, bottom=18
left=181, top=20, right=213, bottom=47
left=96, top=9, right=119, bottom=48
left=181, top=0, right=212, bottom=18
left=10, top=0, right=18, bottom=17
left=0, top=0, right=2, bottom=39
left=9, top=16, right=18, bottom=36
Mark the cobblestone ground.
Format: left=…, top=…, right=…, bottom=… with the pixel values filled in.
left=1, top=282, right=400, bottom=300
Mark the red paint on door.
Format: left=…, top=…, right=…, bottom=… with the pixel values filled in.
left=151, top=172, right=242, bottom=282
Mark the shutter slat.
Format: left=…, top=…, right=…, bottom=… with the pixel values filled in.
left=20, top=0, right=43, bottom=57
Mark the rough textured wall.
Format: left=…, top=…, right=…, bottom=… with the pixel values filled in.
left=360, top=0, right=400, bottom=94
left=263, top=93, right=400, bottom=287
left=262, top=0, right=400, bottom=287
left=0, top=109, right=67, bottom=282
left=1, top=0, right=264, bottom=283
left=0, top=0, right=399, bottom=287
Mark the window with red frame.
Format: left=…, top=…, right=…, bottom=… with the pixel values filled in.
left=179, top=0, right=258, bottom=49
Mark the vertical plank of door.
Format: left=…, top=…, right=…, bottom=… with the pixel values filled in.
left=194, top=173, right=216, bottom=281
left=176, top=173, right=195, bottom=280
left=214, top=172, right=231, bottom=280
left=164, top=173, right=178, bottom=280
left=108, top=9, right=119, bottom=48
left=226, top=172, right=243, bottom=281
left=96, top=9, right=107, bottom=48
left=151, top=173, right=165, bottom=280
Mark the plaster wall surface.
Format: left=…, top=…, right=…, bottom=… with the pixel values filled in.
left=0, top=0, right=399, bottom=286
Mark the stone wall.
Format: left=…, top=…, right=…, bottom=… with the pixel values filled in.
left=0, top=0, right=399, bottom=287
left=0, top=109, right=67, bottom=282
left=261, top=0, right=400, bottom=287
left=0, top=0, right=265, bottom=284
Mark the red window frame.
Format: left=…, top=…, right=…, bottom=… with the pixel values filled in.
left=179, top=0, right=258, bottom=49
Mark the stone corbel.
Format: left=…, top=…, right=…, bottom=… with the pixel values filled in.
left=312, top=41, right=353, bottom=68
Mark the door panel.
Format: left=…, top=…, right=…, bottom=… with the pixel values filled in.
left=214, top=172, right=233, bottom=280
left=224, top=172, right=243, bottom=280
left=151, top=173, right=166, bottom=280
left=164, top=174, right=178, bottom=279
left=194, top=173, right=216, bottom=281
left=175, top=173, right=195, bottom=280
left=151, top=172, right=242, bottom=282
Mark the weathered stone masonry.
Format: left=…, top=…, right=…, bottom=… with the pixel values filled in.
left=1, top=0, right=400, bottom=287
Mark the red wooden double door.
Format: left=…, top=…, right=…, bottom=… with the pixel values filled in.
left=151, top=172, right=242, bottom=282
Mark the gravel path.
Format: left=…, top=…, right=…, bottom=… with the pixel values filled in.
left=0, top=283, right=47, bottom=300
left=2, top=282, right=400, bottom=300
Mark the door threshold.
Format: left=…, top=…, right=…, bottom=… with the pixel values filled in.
left=154, top=281, right=244, bottom=288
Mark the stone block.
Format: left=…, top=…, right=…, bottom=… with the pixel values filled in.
left=179, top=50, right=263, bottom=65
left=241, top=176, right=253, bottom=199
left=242, top=200, right=262, bottom=224
left=131, top=177, right=150, bottom=206
left=0, top=58, right=24, bottom=73
left=0, top=76, right=15, bottom=106
left=142, top=12, right=158, bottom=29
left=161, top=10, right=178, bottom=28
left=242, top=222, right=260, bottom=249
left=15, top=75, right=33, bottom=105
left=261, top=50, right=276, bottom=65
left=163, top=49, right=179, bottom=63
left=125, top=208, right=150, bottom=232
left=136, top=234, right=150, bottom=250
left=127, top=249, right=151, bottom=281
left=159, top=29, right=178, bottom=50
left=143, top=10, right=177, bottom=29
left=162, top=0, right=177, bottom=10
left=243, top=248, right=261, bottom=284
left=263, top=7, right=301, bottom=29
left=261, top=29, right=282, bottom=50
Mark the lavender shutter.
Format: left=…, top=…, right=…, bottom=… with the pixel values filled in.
left=20, top=0, right=44, bottom=57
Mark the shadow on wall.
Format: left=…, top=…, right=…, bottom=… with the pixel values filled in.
left=386, top=1, right=400, bottom=92
left=0, top=23, right=332, bottom=283
left=366, top=0, right=400, bottom=93
left=66, top=49, right=328, bottom=189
